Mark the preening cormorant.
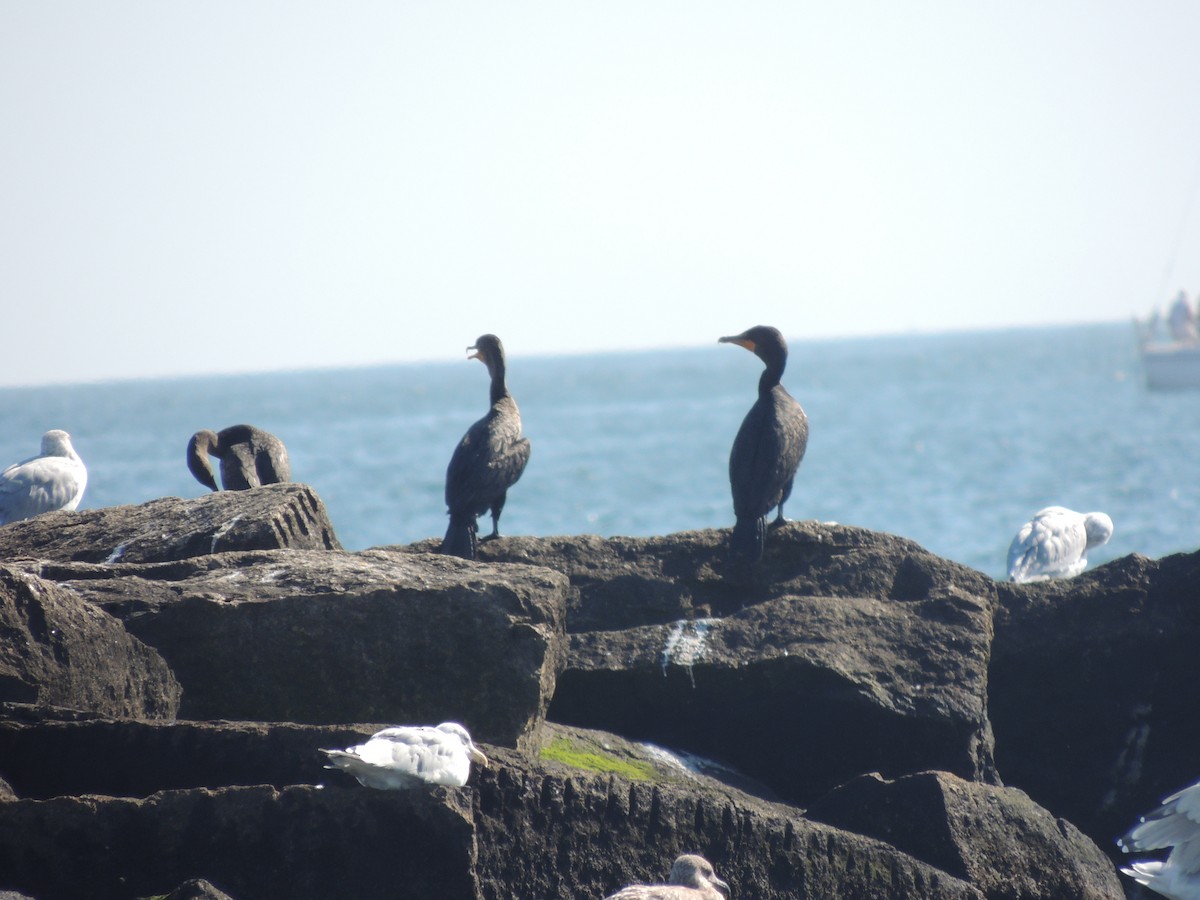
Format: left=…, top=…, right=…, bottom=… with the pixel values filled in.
left=442, top=334, right=531, bottom=559
left=719, top=325, right=809, bottom=562
left=0, top=430, right=88, bottom=525
left=186, top=425, right=291, bottom=491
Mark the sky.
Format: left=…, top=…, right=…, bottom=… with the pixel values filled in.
left=4, top=2, right=1200, bottom=387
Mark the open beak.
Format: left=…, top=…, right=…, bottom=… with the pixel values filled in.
left=467, top=345, right=484, bottom=362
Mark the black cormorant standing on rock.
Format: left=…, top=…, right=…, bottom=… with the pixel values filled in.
left=187, top=425, right=291, bottom=491
left=442, top=334, right=531, bottom=559
left=719, top=325, right=808, bottom=562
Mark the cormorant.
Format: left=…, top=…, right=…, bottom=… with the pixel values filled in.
left=719, top=325, right=809, bottom=562
left=186, top=425, right=291, bottom=491
left=442, top=334, right=531, bottom=559
left=0, top=430, right=87, bottom=525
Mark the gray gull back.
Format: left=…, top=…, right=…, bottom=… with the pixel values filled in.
left=0, top=430, right=87, bottom=525
left=1006, top=506, right=1113, bottom=583
left=320, top=722, right=488, bottom=789
left=603, top=854, right=730, bottom=900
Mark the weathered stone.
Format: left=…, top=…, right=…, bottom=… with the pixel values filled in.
left=0, top=565, right=180, bottom=718
left=20, top=549, right=567, bottom=750
left=551, top=588, right=996, bottom=806
left=0, top=784, right=479, bottom=900
left=989, top=549, right=1200, bottom=854
left=479, top=727, right=985, bottom=900
left=0, top=483, right=340, bottom=564
left=0, top=712, right=374, bottom=800
left=805, top=770, right=1124, bottom=900
left=403, top=521, right=999, bottom=634
left=434, top=528, right=994, bottom=805
left=158, top=879, right=237, bottom=900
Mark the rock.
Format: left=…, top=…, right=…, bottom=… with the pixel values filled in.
left=478, top=729, right=988, bottom=900
left=158, top=879, right=237, bottom=900
left=0, top=565, right=180, bottom=719
left=805, top=770, right=1124, bottom=900
left=0, top=483, right=340, bottom=564
left=403, top=521, right=999, bottom=634
left=0, top=713, right=985, bottom=900
left=431, top=525, right=997, bottom=804
left=553, top=589, right=996, bottom=806
left=989, top=549, right=1200, bottom=853
left=20, top=549, right=567, bottom=750
left=0, top=784, right=480, bottom=900
left=0, top=711, right=377, bottom=800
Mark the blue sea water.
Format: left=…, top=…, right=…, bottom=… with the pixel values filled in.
left=1, top=322, right=1197, bottom=579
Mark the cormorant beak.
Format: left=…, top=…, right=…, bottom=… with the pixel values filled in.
left=467, top=345, right=485, bottom=363
left=719, top=335, right=756, bottom=352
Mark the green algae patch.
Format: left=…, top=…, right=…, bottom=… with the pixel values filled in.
left=539, top=736, right=657, bottom=780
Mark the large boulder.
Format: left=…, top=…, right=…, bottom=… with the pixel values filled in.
left=805, top=770, right=1124, bottom=900
left=0, top=712, right=1006, bottom=900
left=0, top=566, right=179, bottom=718
left=414, top=525, right=997, bottom=804
left=989, top=549, right=1200, bottom=851
left=0, top=784, right=479, bottom=900
left=18, top=549, right=567, bottom=751
left=0, top=483, right=340, bottom=564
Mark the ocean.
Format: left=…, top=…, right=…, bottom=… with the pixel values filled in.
left=1, top=322, right=1196, bottom=580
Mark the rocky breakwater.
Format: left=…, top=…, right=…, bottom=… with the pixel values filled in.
left=0, top=484, right=1181, bottom=898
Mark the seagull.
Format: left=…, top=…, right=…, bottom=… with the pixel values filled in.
left=320, top=722, right=489, bottom=789
left=186, top=425, right=291, bottom=492
left=0, top=430, right=87, bottom=525
left=1006, top=506, right=1113, bottom=583
left=1118, top=779, right=1200, bottom=899
left=603, top=855, right=731, bottom=900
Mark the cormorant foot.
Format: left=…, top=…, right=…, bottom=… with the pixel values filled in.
left=768, top=515, right=790, bottom=531
left=480, top=531, right=501, bottom=543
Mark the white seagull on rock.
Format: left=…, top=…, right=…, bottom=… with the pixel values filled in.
left=1006, top=506, right=1113, bottom=583
left=320, top=722, right=488, bottom=789
left=1119, top=779, right=1200, bottom=899
left=0, top=430, right=87, bottom=526
left=603, top=855, right=731, bottom=900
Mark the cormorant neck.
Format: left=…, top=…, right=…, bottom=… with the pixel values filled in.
left=758, top=356, right=785, bottom=395
left=488, top=359, right=510, bottom=405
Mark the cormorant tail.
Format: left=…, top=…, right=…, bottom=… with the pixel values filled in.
left=730, top=515, right=765, bottom=562
left=442, top=516, right=478, bottom=559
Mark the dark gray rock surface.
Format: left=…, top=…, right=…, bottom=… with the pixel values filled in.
left=406, top=525, right=997, bottom=806
left=158, top=879, right=237, bottom=900
left=17, top=549, right=568, bottom=751
left=990, top=548, right=1200, bottom=851
left=805, top=770, right=1125, bottom=900
left=0, top=565, right=179, bottom=718
left=0, top=483, right=340, bottom=564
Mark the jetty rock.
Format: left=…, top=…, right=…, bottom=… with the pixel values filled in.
left=0, top=713, right=1122, bottom=900
left=404, top=525, right=998, bottom=805
left=0, top=485, right=1193, bottom=897
left=0, top=483, right=340, bottom=564
left=9, top=549, right=568, bottom=752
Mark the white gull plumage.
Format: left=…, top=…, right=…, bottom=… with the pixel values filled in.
left=603, top=854, right=730, bottom=900
left=1006, top=506, right=1113, bottom=583
left=0, top=430, right=87, bottom=526
left=1118, top=779, right=1200, bottom=899
left=320, top=722, right=488, bottom=789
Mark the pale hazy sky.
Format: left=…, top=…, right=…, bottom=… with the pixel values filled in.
left=4, top=2, right=1200, bottom=386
